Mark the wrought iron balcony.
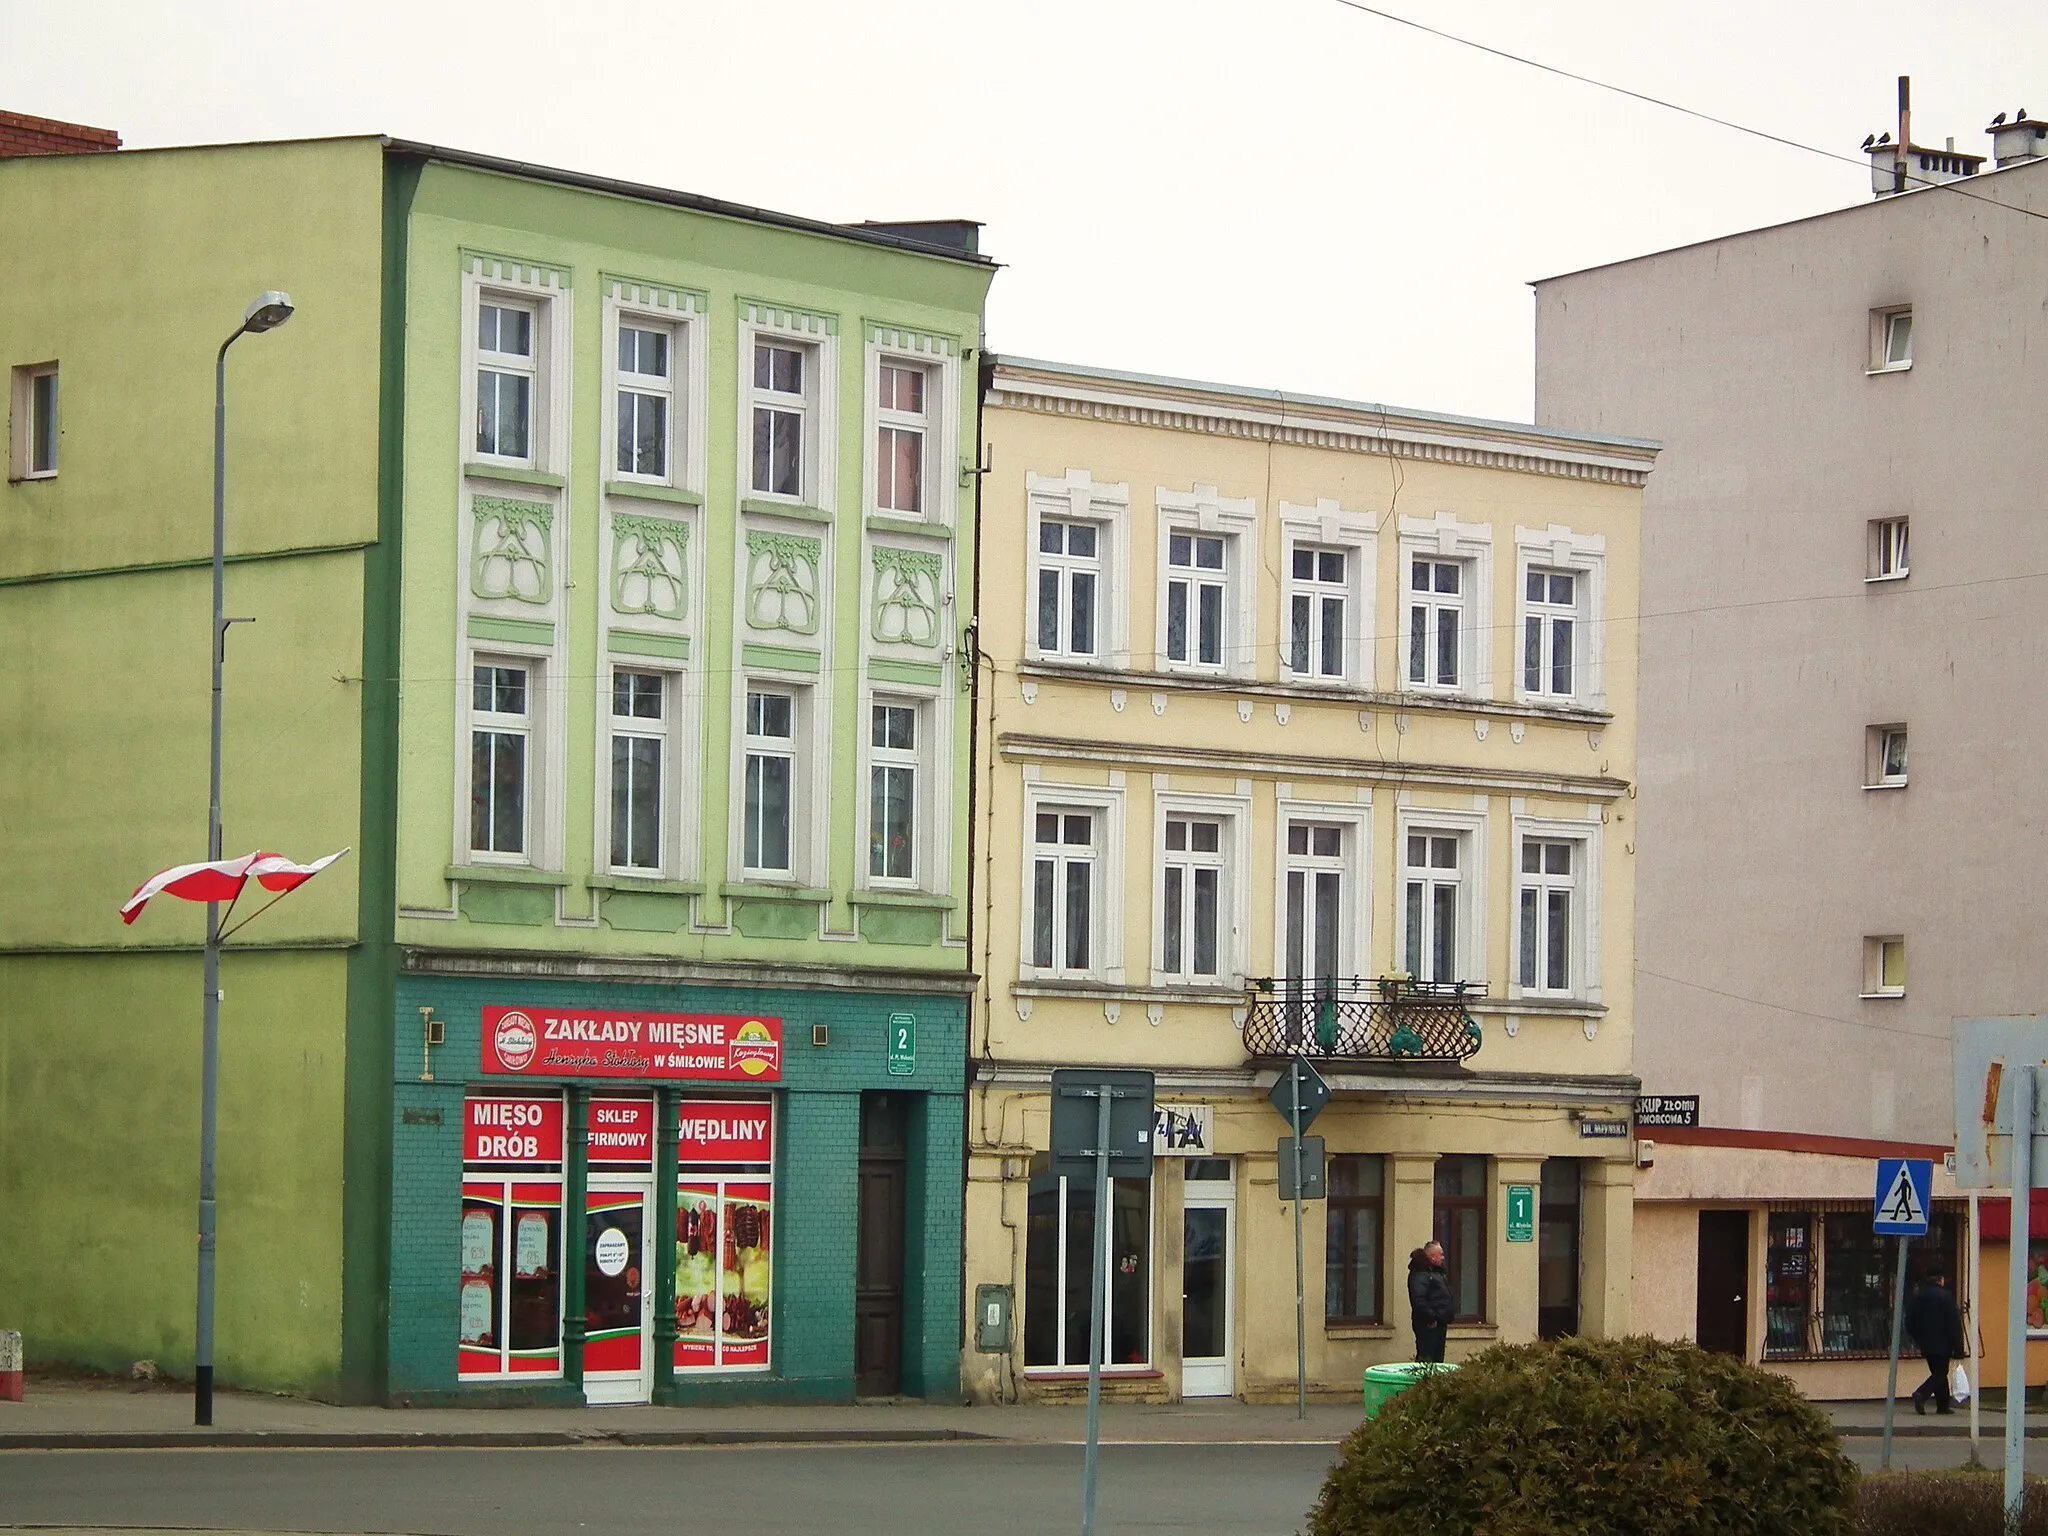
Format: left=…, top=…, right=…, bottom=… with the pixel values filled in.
left=1240, top=976, right=1485, bottom=1063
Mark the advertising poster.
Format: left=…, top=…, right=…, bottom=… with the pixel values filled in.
left=481, top=1007, right=782, bottom=1083
left=674, top=1098, right=774, bottom=1373
left=460, top=1093, right=565, bottom=1379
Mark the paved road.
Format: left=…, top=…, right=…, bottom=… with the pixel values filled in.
left=0, top=1443, right=1340, bottom=1536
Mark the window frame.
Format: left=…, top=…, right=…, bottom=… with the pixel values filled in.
left=1398, top=513, right=1494, bottom=699
left=863, top=694, right=927, bottom=889
left=606, top=666, right=673, bottom=877
left=604, top=298, right=704, bottom=493
left=10, top=361, right=59, bottom=481
left=1397, top=806, right=1487, bottom=988
left=1272, top=797, right=1372, bottom=986
left=738, top=683, right=805, bottom=881
left=465, top=654, right=543, bottom=868
left=739, top=311, right=837, bottom=511
left=1324, top=1153, right=1386, bottom=1327
left=1432, top=1154, right=1489, bottom=1324
left=1862, top=935, right=1906, bottom=999
left=1867, top=517, right=1910, bottom=583
left=1154, top=486, right=1258, bottom=680
left=1025, top=470, right=1131, bottom=669
left=1279, top=501, right=1376, bottom=688
left=864, top=334, right=960, bottom=528
left=1513, top=525, right=1607, bottom=709
left=1865, top=723, right=1909, bottom=789
left=1510, top=814, right=1602, bottom=1003
left=1023, top=1154, right=1154, bottom=1372
left=1870, top=306, right=1914, bottom=374
left=1019, top=780, right=1126, bottom=983
left=460, top=264, right=570, bottom=481
left=1151, top=791, right=1251, bottom=988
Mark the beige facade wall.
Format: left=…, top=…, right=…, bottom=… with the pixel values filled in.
left=964, top=359, right=1654, bottom=1402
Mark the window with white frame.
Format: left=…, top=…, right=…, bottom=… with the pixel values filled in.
left=1288, top=545, right=1350, bottom=681
left=476, top=301, right=537, bottom=463
left=609, top=670, right=667, bottom=872
left=615, top=321, right=675, bottom=480
left=750, top=341, right=809, bottom=499
left=1872, top=307, right=1913, bottom=372
left=10, top=362, right=58, bottom=480
left=1159, top=816, right=1224, bottom=982
left=1036, top=519, right=1101, bottom=660
left=1522, top=568, right=1578, bottom=699
left=1867, top=724, right=1908, bottom=788
left=742, top=688, right=797, bottom=876
left=1164, top=531, right=1229, bottom=668
left=1407, top=557, right=1467, bottom=690
left=471, top=661, right=533, bottom=858
left=869, top=700, right=920, bottom=883
left=875, top=361, right=927, bottom=515
left=1403, top=831, right=1464, bottom=983
left=1863, top=936, right=1906, bottom=997
left=1517, top=838, right=1578, bottom=994
left=1284, top=821, right=1347, bottom=986
left=1869, top=517, right=1909, bottom=581
left=1031, top=807, right=1099, bottom=973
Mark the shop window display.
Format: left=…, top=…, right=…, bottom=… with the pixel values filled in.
left=459, top=1094, right=566, bottom=1378
left=1764, top=1209, right=1961, bottom=1359
left=674, top=1098, right=774, bottom=1372
left=1023, top=1152, right=1151, bottom=1368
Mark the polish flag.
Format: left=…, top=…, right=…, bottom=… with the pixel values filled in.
left=120, top=849, right=349, bottom=925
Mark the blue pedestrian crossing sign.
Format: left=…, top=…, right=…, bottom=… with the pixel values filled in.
left=1873, top=1157, right=1932, bottom=1236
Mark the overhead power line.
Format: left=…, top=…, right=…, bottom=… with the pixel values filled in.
left=1326, top=0, right=2048, bottom=228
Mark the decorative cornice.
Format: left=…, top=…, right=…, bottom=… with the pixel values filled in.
left=987, top=362, right=1659, bottom=486
left=401, top=946, right=978, bottom=996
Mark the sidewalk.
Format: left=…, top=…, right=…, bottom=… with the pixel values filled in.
left=6, top=1379, right=2045, bottom=1451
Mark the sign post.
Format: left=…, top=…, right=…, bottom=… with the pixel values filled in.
left=1872, top=1156, right=1931, bottom=1471
left=1050, top=1069, right=1154, bottom=1536
left=2007, top=1067, right=2032, bottom=1536
left=1270, top=1058, right=1330, bottom=1422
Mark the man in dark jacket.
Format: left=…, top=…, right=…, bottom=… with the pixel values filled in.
left=1905, top=1267, right=1966, bottom=1415
left=1408, top=1241, right=1455, bottom=1363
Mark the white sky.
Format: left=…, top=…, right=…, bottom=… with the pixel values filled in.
left=5, top=0, right=2046, bottom=422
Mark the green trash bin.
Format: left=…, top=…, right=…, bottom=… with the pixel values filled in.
left=1362, top=1360, right=1457, bottom=1418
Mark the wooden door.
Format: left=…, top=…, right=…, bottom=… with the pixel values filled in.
left=1695, top=1210, right=1751, bottom=1357
left=855, top=1093, right=907, bottom=1397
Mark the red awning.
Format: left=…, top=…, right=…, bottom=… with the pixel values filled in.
left=1975, top=1192, right=2048, bottom=1241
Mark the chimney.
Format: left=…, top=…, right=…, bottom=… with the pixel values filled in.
left=1864, top=133, right=1984, bottom=197
left=0, top=109, right=120, bottom=159
left=1988, top=110, right=2048, bottom=168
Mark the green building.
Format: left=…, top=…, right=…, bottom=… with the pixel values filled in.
left=0, top=126, right=993, bottom=1404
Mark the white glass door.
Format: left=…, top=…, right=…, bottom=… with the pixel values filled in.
left=583, top=1180, right=653, bottom=1405
left=1180, top=1179, right=1235, bottom=1397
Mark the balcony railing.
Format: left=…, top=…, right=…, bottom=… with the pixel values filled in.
left=1240, top=976, right=1484, bottom=1063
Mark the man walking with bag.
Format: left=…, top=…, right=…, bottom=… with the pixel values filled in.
left=1906, top=1265, right=1966, bottom=1415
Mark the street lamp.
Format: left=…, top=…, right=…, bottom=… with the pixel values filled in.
left=196, top=290, right=294, bottom=1427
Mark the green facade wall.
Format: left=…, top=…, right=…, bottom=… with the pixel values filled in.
left=384, top=973, right=966, bottom=1403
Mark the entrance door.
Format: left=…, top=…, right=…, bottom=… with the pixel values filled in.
left=855, top=1092, right=907, bottom=1397
left=1696, top=1209, right=1751, bottom=1358
left=583, top=1184, right=652, bottom=1404
left=1181, top=1176, right=1235, bottom=1397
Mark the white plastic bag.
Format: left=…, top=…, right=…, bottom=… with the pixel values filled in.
left=1952, top=1363, right=1972, bottom=1404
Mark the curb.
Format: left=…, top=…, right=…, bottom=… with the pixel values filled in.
left=0, top=1427, right=997, bottom=1452
left=1835, top=1425, right=2048, bottom=1439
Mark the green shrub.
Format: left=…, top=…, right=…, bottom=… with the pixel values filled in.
left=1304, top=1335, right=1858, bottom=1536
left=1855, top=1470, right=2048, bottom=1535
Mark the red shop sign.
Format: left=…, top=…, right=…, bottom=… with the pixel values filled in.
left=464, top=1095, right=565, bottom=1167
left=481, top=1007, right=783, bottom=1084
left=677, top=1099, right=774, bottom=1166
left=588, top=1097, right=655, bottom=1168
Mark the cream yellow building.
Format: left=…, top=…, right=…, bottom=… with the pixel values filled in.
left=963, top=358, right=1658, bottom=1403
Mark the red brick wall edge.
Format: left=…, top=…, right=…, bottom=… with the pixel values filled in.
left=0, top=109, right=121, bottom=158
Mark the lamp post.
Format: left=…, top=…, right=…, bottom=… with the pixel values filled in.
left=196, top=290, right=294, bottom=1427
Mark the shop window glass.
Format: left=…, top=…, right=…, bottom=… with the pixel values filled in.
left=1537, top=1158, right=1581, bottom=1340
left=459, top=1094, right=565, bottom=1379
left=1764, top=1213, right=1812, bottom=1357
left=1821, top=1212, right=1895, bottom=1355
left=1325, top=1154, right=1383, bottom=1325
left=675, top=1098, right=775, bottom=1373
left=1432, top=1154, right=1487, bottom=1322
left=1023, top=1152, right=1151, bottom=1368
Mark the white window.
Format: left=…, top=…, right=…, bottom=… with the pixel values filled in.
left=615, top=322, right=674, bottom=481
left=1403, top=831, right=1464, bottom=984
left=471, top=661, right=533, bottom=858
left=1522, top=568, right=1578, bottom=699
left=1160, top=817, right=1225, bottom=982
left=1876, top=308, right=1913, bottom=371
left=750, top=341, right=809, bottom=500
left=1036, top=519, right=1101, bottom=660
left=10, top=362, right=58, bottom=480
left=875, top=361, right=927, bottom=515
left=1288, top=546, right=1350, bottom=681
left=1863, top=936, right=1906, bottom=998
left=476, top=301, right=536, bottom=463
left=869, top=701, right=919, bottom=883
left=1165, top=532, right=1228, bottom=668
left=1869, top=517, right=1910, bottom=581
left=1031, top=808, right=1099, bottom=974
left=1284, top=821, right=1348, bottom=985
left=1516, top=838, right=1577, bottom=994
left=1407, top=557, right=1467, bottom=690
left=742, top=688, right=797, bottom=875
left=1867, top=724, right=1909, bottom=788
left=609, top=670, right=667, bottom=872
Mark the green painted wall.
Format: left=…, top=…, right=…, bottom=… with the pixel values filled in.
left=0, top=951, right=351, bottom=1392
left=0, top=138, right=387, bottom=1394
left=390, top=163, right=993, bottom=971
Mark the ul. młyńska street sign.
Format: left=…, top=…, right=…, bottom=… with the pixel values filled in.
left=1873, top=1157, right=1932, bottom=1236
left=1268, top=1058, right=1330, bottom=1131
left=1506, top=1184, right=1535, bottom=1242
left=886, top=1012, right=915, bottom=1076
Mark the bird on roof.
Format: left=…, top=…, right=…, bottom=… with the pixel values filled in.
left=1993, top=112, right=2008, bottom=126
left=1863, top=133, right=1876, bottom=148
left=2020, top=109, right=2030, bottom=121
left=1877, top=131, right=1892, bottom=145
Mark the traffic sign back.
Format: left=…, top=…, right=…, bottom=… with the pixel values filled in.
left=1268, top=1059, right=1330, bottom=1131
left=1873, top=1157, right=1931, bottom=1236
